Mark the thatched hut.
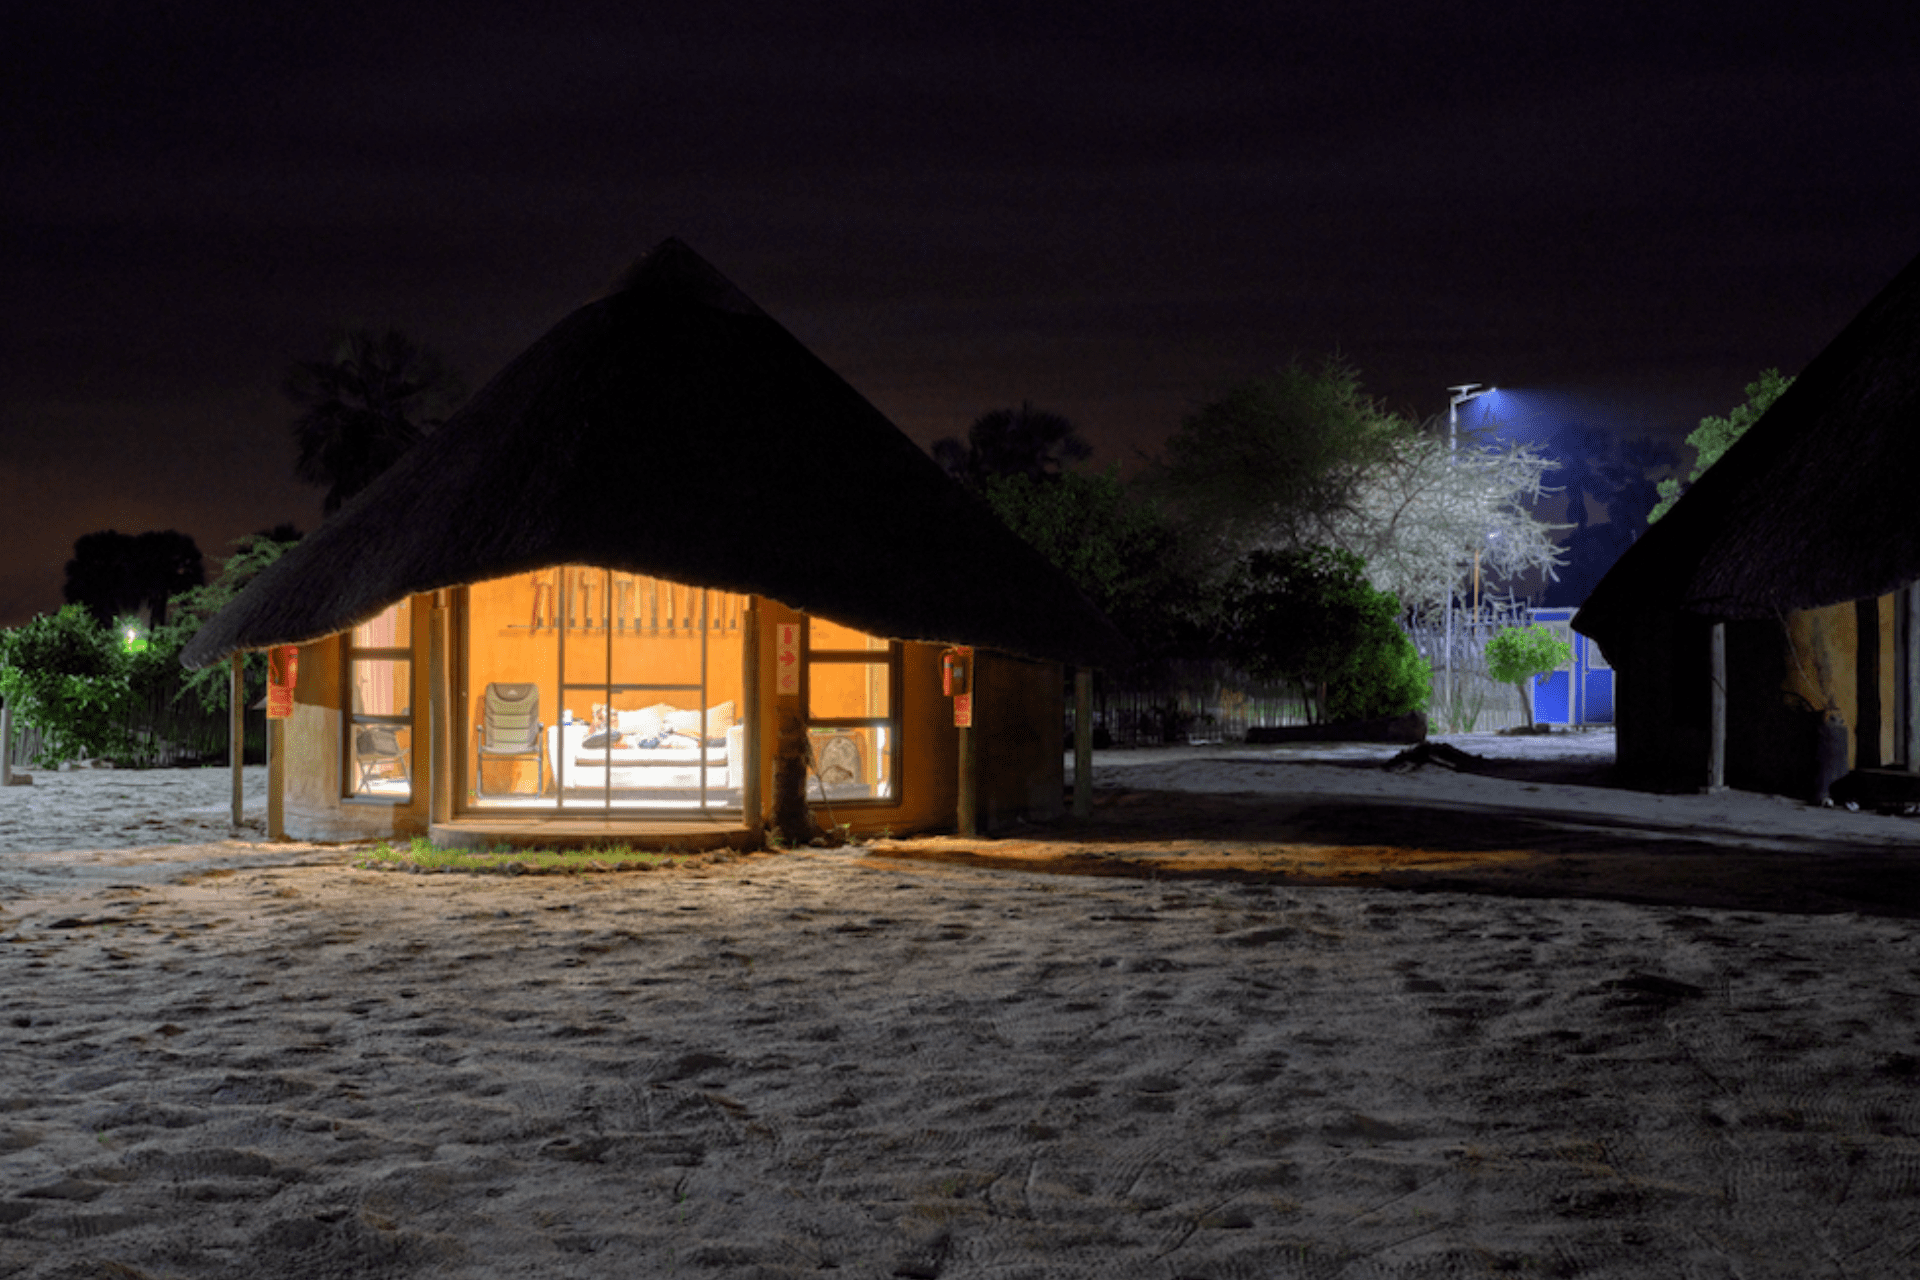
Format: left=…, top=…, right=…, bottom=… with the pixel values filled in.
left=1574, top=248, right=1920, bottom=800
left=183, top=239, right=1128, bottom=847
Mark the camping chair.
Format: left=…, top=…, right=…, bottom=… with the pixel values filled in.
left=476, top=682, right=544, bottom=796
left=353, top=726, right=410, bottom=795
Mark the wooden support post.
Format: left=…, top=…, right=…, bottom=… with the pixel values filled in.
left=267, top=719, right=284, bottom=839
left=743, top=602, right=764, bottom=845
left=0, top=698, right=12, bottom=786
left=1073, top=668, right=1093, bottom=820
left=1856, top=597, right=1882, bottom=769
left=1706, top=622, right=1727, bottom=792
left=957, top=724, right=978, bottom=836
left=428, top=596, right=447, bottom=830
left=230, top=653, right=245, bottom=828
left=1908, top=586, right=1920, bottom=774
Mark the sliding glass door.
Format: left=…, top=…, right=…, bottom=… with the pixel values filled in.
left=463, top=566, right=746, bottom=813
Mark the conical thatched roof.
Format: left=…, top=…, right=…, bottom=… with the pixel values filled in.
left=183, top=239, right=1130, bottom=669
left=1576, top=246, right=1920, bottom=649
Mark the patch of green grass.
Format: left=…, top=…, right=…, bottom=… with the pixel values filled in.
left=352, top=835, right=697, bottom=876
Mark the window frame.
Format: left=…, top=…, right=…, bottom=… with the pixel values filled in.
left=801, top=618, right=902, bottom=806
left=342, top=602, right=415, bottom=805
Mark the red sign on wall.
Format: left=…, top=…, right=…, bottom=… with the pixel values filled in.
left=266, top=646, right=299, bottom=720
left=953, top=692, right=972, bottom=728
left=776, top=623, right=800, bottom=695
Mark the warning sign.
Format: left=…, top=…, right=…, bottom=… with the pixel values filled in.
left=776, top=623, right=800, bottom=695
left=953, top=692, right=972, bottom=728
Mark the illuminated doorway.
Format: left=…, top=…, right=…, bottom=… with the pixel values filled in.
left=463, top=566, right=747, bottom=813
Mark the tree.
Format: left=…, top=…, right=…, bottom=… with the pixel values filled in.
left=1217, top=546, right=1431, bottom=723
left=1156, top=363, right=1565, bottom=611
left=1322, top=424, right=1567, bottom=611
left=932, top=402, right=1091, bottom=486
left=974, top=468, right=1203, bottom=663
left=1156, top=359, right=1410, bottom=558
left=1484, top=625, right=1573, bottom=726
left=287, top=328, right=465, bottom=515
left=62, top=529, right=204, bottom=627
left=1647, top=368, right=1794, bottom=523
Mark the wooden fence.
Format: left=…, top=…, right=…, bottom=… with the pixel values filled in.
left=1, top=686, right=265, bottom=770
left=1405, top=600, right=1538, bottom=734
left=1072, top=602, right=1542, bottom=746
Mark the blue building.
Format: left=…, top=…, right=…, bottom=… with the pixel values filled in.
left=1526, top=607, right=1613, bottom=726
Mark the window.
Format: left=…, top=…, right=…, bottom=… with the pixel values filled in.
left=805, top=617, right=898, bottom=802
left=345, top=600, right=413, bottom=801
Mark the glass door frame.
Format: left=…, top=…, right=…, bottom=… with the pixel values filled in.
left=454, top=567, right=747, bottom=817
left=555, top=568, right=724, bottom=815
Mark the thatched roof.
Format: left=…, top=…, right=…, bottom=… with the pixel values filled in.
left=183, top=239, right=1130, bottom=669
left=1576, top=246, right=1920, bottom=649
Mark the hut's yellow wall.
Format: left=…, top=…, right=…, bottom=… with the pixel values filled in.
left=745, top=602, right=1063, bottom=838
left=976, top=650, right=1066, bottom=829
left=888, top=641, right=964, bottom=833
left=1784, top=603, right=1851, bottom=724
left=1782, top=595, right=1899, bottom=770
left=279, top=599, right=432, bottom=842
left=747, top=602, right=954, bottom=839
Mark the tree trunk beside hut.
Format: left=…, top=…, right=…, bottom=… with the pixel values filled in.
left=772, top=706, right=814, bottom=845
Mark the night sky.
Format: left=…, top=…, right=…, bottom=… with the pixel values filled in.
left=5, top=2, right=1918, bottom=628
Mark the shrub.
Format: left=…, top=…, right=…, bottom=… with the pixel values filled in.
left=1485, top=625, right=1573, bottom=724
left=1218, top=546, right=1431, bottom=723
left=0, top=605, right=138, bottom=765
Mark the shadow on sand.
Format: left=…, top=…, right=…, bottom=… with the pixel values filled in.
left=867, top=782, right=1920, bottom=922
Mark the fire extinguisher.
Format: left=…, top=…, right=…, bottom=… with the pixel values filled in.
left=942, top=647, right=974, bottom=728
left=941, top=647, right=972, bottom=697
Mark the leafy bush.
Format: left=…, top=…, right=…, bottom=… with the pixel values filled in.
left=0, top=605, right=138, bottom=765
left=1485, top=625, right=1573, bottom=724
left=1217, top=546, right=1430, bottom=723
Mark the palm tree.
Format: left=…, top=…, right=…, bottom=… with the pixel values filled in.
left=932, top=402, right=1091, bottom=486
left=286, top=329, right=465, bottom=515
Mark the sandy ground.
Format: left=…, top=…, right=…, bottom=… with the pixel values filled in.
left=3, top=733, right=1920, bottom=1277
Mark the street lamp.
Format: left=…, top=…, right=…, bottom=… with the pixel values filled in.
left=1447, top=383, right=1496, bottom=452
left=1441, top=383, right=1496, bottom=726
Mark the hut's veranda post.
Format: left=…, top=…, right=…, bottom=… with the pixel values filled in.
left=1707, top=621, right=1727, bottom=792
left=1908, top=586, right=1920, bottom=774
left=229, top=653, right=244, bottom=828
left=1073, top=667, right=1093, bottom=819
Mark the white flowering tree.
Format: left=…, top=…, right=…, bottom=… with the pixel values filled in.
left=1312, top=425, right=1568, bottom=612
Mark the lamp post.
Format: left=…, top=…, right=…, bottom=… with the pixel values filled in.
left=1442, top=383, right=1495, bottom=724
